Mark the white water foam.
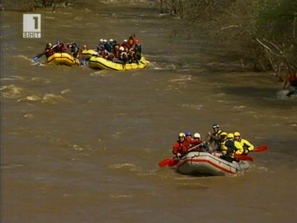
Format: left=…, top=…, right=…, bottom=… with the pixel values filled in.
left=276, top=90, right=291, bottom=100
left=15, top=54, right=33, bottom=62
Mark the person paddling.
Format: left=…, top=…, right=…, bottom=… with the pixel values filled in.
left=220, top=133, right=237, bottom=162
left=207, top=124, right=223, bottom=148
left=184, top=131, right=205, bottom=152
left=214, top=131, right=228, bottom=156
left=172, top=132, right=188, bottom=158
left=67, top=42, right=80, bottom=58
left=192, top=132, right=208, bottom=152
left=33, top=43, right=53, bottom=62
left=233, top=132, right=254, bottom=154
left=52, top=40, right=67, bottom=53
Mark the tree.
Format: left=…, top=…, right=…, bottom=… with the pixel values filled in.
left=168, top=0, right=297, bottom=78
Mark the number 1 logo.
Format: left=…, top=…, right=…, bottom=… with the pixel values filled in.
left=23, top=14, right=41, bottom=38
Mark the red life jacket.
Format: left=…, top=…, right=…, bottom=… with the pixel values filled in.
left=172, top=140, right=188, bottom=155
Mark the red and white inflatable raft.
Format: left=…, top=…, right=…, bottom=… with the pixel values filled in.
left=175, top=152, right=250, bottom=176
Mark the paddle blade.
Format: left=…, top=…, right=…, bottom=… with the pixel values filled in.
left=159, top=158, right=173, bottom=167
left=159, top=157, right=179, bottom=167
left=235, top=154, right=254, bottom=161
left=168, top=159, right=179, bottom=167
left=33, top=53, right=43, bottom=62
left=254, top=146, right=268, bottom=152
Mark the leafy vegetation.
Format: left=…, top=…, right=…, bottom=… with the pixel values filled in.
left=159, top=0, right=297, bottom=80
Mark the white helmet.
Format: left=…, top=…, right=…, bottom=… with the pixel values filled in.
left=119, top=46, right=124, bottom=51
left=109, top=39, right=113, bottom=42
left=100, top=38, right=104, bottom=42
left=103, top=39, right=107, bottom=43
left=193, top=133, right=201, bottom=139
left=123, top=39, right=128, bottom=42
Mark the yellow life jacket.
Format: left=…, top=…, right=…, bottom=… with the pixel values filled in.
left=218, top=139, right=228, bottom=154
left=234, top=141, right=244, bottom=155
left=239, top=138, right=254, bottom=153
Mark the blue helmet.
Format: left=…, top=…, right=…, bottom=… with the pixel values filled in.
left=185, top=131, right=192, bottom=136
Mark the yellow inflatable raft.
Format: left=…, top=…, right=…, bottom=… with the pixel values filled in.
left=81, top=49, right=99, bottom=60
left=47, top=53, right=80, bottom=66
left=88, top=56, right=149, bottom=71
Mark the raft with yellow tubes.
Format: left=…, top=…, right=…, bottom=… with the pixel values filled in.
left=47, top=53, right=80, bottom=66
left=81, top=49, right=99, bottom=60
left=88, top=56, right=149, bottom=71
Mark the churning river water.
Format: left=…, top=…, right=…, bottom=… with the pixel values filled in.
left=1, top=2, right=297, bottom=223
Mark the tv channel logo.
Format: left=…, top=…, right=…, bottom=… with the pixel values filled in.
left=23, top=14, right=41, bottom=38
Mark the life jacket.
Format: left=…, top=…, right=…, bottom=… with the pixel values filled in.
left=212, top=130, right=223, bottom=145
left=43, top=48, right=54, bottom=58
left=121, top=42, right=129, bottom=50
left=238, top=138, right=254, bottom=154
left=104, top=43, right=112, bottom=52
left=224, top=140, right=237, bottom=158
left=188, top=139, right=204, bottom=151
left=172, top=140, right=188, bottom=156
left=70, top=45, right=79, bottom=58
left=134, top=44, right=142, bottom=54
left=234, top=141, right=244, bottom=155
left=52, top=43, right=66, bottom=53
left=101, top=50, right=109, bottom=58
left=114, top=49, right=121, bottom=59
left=218, top=139, right=228, bottom=154
left=183, top=138, right=193, bottom=149
left=128, top=50, right=135, bottom=62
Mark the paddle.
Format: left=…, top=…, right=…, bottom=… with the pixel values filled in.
left=158, top=157, right=180, bottom=167
left=234, top=154, right=254, bottom=161
left=159, top=158, right=175, bottom=167
left=32, top=53, right=44, bottom=62
left=168, top=158, right=179, bottom=167
left=233, top=146, right=267, bottom=162
left=253, top=146, right=268, bottom=152
left=232, top=146, right=268, bottom=161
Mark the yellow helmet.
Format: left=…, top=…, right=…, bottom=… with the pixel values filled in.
left=227, top=133, right=234, bottom=139
left=234, top=132, right=241, bottom=137
left=220, top=132, right=227, bottom=136
left=178, top=132, right=185, bottom=138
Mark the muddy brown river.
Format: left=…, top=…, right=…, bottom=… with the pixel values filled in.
left=1, top=2, right=297, bottom=223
